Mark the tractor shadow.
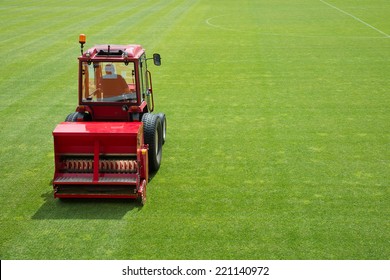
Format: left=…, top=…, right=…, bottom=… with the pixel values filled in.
left=32, top=190, right=143, bottom=220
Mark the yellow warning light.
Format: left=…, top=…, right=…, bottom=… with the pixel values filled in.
left=79, top=34, right=86, bottom=44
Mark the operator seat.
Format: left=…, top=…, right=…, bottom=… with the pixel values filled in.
left=101, top=64, right=129, bottom=98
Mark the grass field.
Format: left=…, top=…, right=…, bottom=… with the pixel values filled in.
left=0, top=0, right=389, bottom=259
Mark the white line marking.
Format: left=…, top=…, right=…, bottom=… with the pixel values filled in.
left=205, top=14, right=385, bottom=39
left=319, top=0, right=390, bottom=38
left=205, top=14, right=236, bottom=32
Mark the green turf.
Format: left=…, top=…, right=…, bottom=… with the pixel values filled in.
left=0, top=0, right=389, bottom=259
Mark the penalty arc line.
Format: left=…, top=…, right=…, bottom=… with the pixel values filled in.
left=319, top=0, right=390, bottom=38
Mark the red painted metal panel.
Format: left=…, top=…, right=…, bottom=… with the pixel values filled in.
left=89, top=106, right=129, bottom=121
left=53, top=122, right=141, bottom=135
left=53, top=122, right=142, bottom=155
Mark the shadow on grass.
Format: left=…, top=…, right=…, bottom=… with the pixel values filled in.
left=32, top=169, right=160, bottom=220
left=32, top=190, right=142, bottom=220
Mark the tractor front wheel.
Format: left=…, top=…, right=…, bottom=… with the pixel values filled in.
left=65, top=112, right=82, bottom=122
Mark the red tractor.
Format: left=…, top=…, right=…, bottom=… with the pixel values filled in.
left=51, top=34, right=166, bottom=204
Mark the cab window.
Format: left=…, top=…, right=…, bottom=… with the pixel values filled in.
left=81, top=62, right=137, bottom=102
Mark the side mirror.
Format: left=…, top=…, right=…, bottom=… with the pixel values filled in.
left=153, top=53, right=161, bottom=66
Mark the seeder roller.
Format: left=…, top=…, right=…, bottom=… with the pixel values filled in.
left=61, top=158, right=138, bottom=174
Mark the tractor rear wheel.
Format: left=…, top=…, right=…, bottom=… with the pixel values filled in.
left=142, top=113, right=163, bottom=172
left=157, top=113, right=167, bottom=145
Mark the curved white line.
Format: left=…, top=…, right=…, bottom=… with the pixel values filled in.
left=205, top=14, right=237, bottom=32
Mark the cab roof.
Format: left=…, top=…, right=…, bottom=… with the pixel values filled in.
left=80, top=44, right=144, bottom=60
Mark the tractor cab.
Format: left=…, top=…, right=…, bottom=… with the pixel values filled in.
left=76, top=37, right=161, bottom=122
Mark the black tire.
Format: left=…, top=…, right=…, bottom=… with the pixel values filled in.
left=65, top=112, right=84, bottom=122
left=157, top=113, right=167, bottom=145
left=142, top=113, right=163, bottom=172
